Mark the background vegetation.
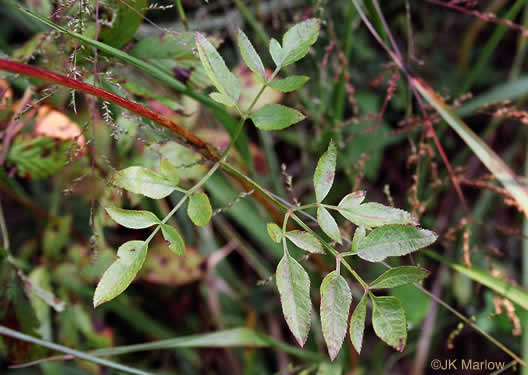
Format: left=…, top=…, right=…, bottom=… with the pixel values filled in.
left=0, top=0, right=528, bottom=374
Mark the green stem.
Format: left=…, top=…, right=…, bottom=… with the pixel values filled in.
left=231, top=0, right=269, bottom=45
left=145, top=194, right=188, bottom=244
left=291, top=203, right=318, bottom=212
left=281, top=210, right=292, bottom=256
left=219, top=161, right=368, bottom=288
left=174, top=0, right=188, bottom=30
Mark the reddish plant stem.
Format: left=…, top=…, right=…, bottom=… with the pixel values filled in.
left=0, top=59, right=220, bottom=162
left=0, top=59, right=290, bottom=225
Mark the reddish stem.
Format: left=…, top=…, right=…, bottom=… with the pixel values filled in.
left=0, top=59, right=219, bottom=161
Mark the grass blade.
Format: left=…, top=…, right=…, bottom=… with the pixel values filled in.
left=424, top=250, right=528, bottom=310
left=412, top=77, right=528, bottom=216
left=0, top=325, right=152, bottom=375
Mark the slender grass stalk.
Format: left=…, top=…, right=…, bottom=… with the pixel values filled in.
left=0, top=325, right=153, bottom=375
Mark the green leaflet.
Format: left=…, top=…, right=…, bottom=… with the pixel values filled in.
left=314, top=141, right=337, bottom=203
left=320, top=271, right=351, bottom=360
left=338, top=202, right=417, bottom=228
left=337, top=191, right=366, bottom=211
left=187, top=193, right=212, bottom=227
left=370, top=295, right=407, bottom=352
left=267, top=223, right=283, bottom=243
left=271, top=18, right=321, bottom=67
left=250, top=104, right=305, bottom=130
left=268, top=76, right=310, bottom=92
left=195, top=32, right=241, bottom=105
left=349, top=293, right=367, bottom=354
left=112, top=166, right=176, bottom=199
left=238, top=29, right=266, bottom=83
left=160, top=224, right=185, bottom=256
left=276, top=253, right=312, bottom=346
left=105, top=207, right=160, bottom=229
left=351, top=226, right=366, bottom=253
left=370, top=266, right=429, bottom=289
left=357, top=225, right=437, bottom=262
left=160, top=159, right=179, bottom=185
left=317, top=206, right=342, bottom=244
left=285, top=230, right=325, bottom=254
left=94, top=241, right=148, bottom=307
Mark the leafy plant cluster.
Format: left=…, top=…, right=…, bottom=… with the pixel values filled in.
left=97, top=18, right=438, bottom=361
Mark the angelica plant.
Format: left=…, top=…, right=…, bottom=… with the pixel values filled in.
left=87, top=17, right=437, bottom=360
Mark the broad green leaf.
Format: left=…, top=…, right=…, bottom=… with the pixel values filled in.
left=276, top=254, right=312, bottom=346
left=112, top=166, right=175, bottom=199
left=357, top=225, right=437, bottom=262
left=237, top=29, right=266, bottom=82
left=337, top=191, right=366, bottom=211
left=351, top=226, right=366, bottom=253
left=285, top=231, right=324, bottom=254
left=370, top=267, right=429, bottom=289
left=269, top=38, right=284, bottom=68
left=320, top=271, right=351, bottom=360
left=279, top=18, right=321, bottom=67
left=195, top=32, right=241, bottom=104
left=250, top=104, right=305, bottom=130
left=267, top=223, right=283, bottom=243
left=160, top=224, right=185, bottom=255
left=209, top=92, right=236, bottom=107
left=268, top=76, right=310, bottom=92
left=371, top=295, right=407, bottom=351
left=94, top=241, right=148, bottom=307
left=317, top=207, right=342, bottom=244
left=349, top=293, right=367, bottom=354
left=105, top=207, right=160, bottom=229
left=187, top=193, right=212, bottom=227
left=160, top=158, right=179, bottom=185
left=314, top=141, right=337, bottom=202
left=338, top=202, right=418, bottom=228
